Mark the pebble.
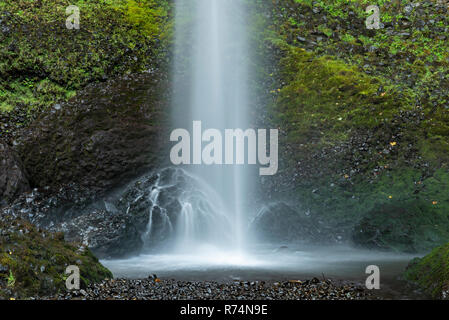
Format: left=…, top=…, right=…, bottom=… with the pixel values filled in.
left=48, top=278, right=371, bottom=300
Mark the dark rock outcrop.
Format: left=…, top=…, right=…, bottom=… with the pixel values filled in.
left=2, top=182, right=148, bottom=259
left=15, top=72, right=168, bottom=194
left=2, top=167, right=232, bottom=259
left=60, top=209, right=148, bottom=259
left=0, top=139, right=30, bottom=205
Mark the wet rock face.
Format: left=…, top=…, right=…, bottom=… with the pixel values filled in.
left=2, top=181, right=151, bottom=259
left=60, top=209, right=148, bottom=259
left=2, top=168, right=228, bottom=259
left=16, top=72, right=168, bottom=193
left=250, top=202, right=344, bottom=244
left=0, top=140, right=30, bottom=205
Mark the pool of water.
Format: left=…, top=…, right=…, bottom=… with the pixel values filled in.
left=101, top=244, right=427, bottom=299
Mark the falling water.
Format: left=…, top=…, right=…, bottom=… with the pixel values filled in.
left=171, top=0, right=253, bottom=253
left=102, top=3, right=421, bottom=296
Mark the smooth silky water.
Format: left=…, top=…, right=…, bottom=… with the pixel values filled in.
left=102, top=244, right=422, bottom=299
left=102, top=0, right=424, bottom=299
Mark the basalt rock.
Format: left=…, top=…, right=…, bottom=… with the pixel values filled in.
left=0, top=139, right=30, bottom=206
left=2, top=168, right=230, bottom=259
left=59, top=209, right=148, bottom=259
left=15, top=72, right=168, bottom=194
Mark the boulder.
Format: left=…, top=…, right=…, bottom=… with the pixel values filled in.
left=0, top=210, right=112, bottom=299
left=0, top=140, right=30, bottom=205
left=16, top=72, right=168, bottom=193
left=60, top=209, right=148, bottom=259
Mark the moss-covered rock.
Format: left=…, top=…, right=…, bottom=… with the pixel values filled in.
left=0, top=0, right=172, bottom=145
left=255, top=0, right=449, bottom=252
left=0, top=212, right=112, bottom=299
left=404, top=243, right=449, bottom=299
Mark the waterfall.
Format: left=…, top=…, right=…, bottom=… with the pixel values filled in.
left=171, top=0, right=253, bottom=252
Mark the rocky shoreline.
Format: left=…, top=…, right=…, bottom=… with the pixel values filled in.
left=46, top=278, right=370, bottom=301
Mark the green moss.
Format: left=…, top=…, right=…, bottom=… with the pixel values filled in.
left=404, top=243, right=449, bottom=299
left=0, top=217, right=112, bottom=299
left=118, top=0, right=171, bottom=39
left=0, top=0, right=171, bottom=115
left=257, top=0, right=449, bottom=251
left=273, top=45, right=413, bottom=148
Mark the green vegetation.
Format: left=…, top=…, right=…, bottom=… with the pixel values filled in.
left=0, top=0, right=171, bottom=113
left=0, top=216, right=112, bottom=299
left=405, top=242, right=449, bottom=299
left=255, top=0, right=449, bottom=251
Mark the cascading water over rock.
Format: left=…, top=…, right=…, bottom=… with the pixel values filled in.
left=171, top=0, right=254, bottom=252
left=138, top=168, right=233, bottom=252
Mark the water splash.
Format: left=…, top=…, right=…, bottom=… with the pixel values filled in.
left=140, top=168, right=234, bottom=253
left=171, top=0, right=253, bottom=253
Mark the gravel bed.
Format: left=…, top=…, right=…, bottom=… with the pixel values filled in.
left=49, top=277, right=371, bottom=300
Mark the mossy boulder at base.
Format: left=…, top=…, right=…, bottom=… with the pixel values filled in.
left=16, top=73, right=168, bottom=193
left=0, top=212, right=112, bottom=299
left=404, top=243, right=449, bottom=300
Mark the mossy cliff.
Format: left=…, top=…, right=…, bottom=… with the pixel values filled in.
left=0, top=0, right=171, bottom=143
left=0, top=213, right=112, bottom=299
left=254, top=0, right=449, bottom=252
left=404, top=243, right=449, bottom=299
left=0, top=0, right=170, bottom=298
left=0, top=0, right=172, bottom=192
